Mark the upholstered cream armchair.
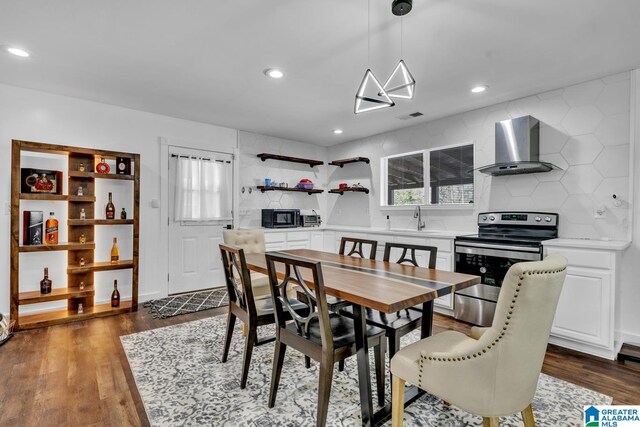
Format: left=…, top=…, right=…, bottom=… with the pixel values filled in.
left=223, top=229, right=270, bottom=297
left=390, top=253, right=568, bottom=427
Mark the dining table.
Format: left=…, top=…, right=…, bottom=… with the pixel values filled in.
left=244, top=248, right=481, bottom=427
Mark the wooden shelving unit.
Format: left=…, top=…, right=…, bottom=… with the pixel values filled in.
left=257, top=153, right=324, bottom=167
left=10, top=139, right=140, bottom=331
left=328, top=157, right=370, bottom=167
left=256, top=186, right=324, bottom=195
left=328, top=187, right=370, bottom=195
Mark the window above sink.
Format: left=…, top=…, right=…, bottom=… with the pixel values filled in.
left=380, top=142, right=475, bottom=209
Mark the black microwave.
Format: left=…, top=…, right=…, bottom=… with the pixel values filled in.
left=261, top=209, right=300, bottom=228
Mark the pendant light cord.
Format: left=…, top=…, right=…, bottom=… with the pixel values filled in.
left=367, top=0, right=371, bottom=67
left=400, top=12, right=404, bottom=59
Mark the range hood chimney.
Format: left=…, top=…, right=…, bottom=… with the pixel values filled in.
left=477, top=115, right=561, bottom=176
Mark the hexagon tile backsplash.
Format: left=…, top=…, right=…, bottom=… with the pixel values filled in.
left=236, top=72, right=631, bottom=241
left=324, top=72, right=632, bottom=241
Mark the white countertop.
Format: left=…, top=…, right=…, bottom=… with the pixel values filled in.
left=543, top=238, right=631, bottom=251
left=258, top=227, right=632, bottom=250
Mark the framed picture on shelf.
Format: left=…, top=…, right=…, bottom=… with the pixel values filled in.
left=20, top=168, right=63, bottom=194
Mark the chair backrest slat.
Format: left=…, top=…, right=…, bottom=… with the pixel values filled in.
left=339, top=237, right=378, bottom=260
left=220, top=244, right=256, bottom=315
left=266, top=253, right=333, bottom=351
left=383, top=242, right=438, bottom=268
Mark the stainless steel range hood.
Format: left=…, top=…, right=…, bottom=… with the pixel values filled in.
left=477, top=115, right=561, bottom=176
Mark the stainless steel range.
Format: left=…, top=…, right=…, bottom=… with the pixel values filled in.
left=454, top=211, right=559, bottom=326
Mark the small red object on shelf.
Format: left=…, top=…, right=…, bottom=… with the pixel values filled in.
left=96, top=158, right=110, bottom=174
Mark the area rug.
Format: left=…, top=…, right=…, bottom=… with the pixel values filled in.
left=121, top=316, right=612, bottom=426
left=142, top=288, right=228, bottom=319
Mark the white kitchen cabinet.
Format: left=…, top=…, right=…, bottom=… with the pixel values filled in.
left=544, top=244, right=623, bottom=360
left=551, top=266, right=612, bottom=348
left=433, top=252, right=454, bottom=310
left=311, top=231, right=324, bottom=251
left=264, top=231, right=287, bottom=252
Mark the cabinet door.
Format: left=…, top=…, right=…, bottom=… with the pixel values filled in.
left=551, top=266, right=612, bottom=349
left=287, top=241, right=310, bottom=250
left=311, top=232, right=324, bottom=251
left=323, top=231, right=336, bottom=253
left=265, top=242, right=286, bottom=252
left=434, top=253, right=454, bottom=309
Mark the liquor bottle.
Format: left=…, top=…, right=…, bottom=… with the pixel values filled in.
left=96, top=158, right=110, bottom=174
left=111, top=280, right=120, bottom=307
left=79, top=257, right=85, bottom=266
left=110, top=237, right=120, bottom=263
left=106, top=192, right=115, bottom=219
left=79, top=281, right=85, bottom=290
left=77, top=303, right=84, bottom=314
left=80, top=208, right=86, bottom=220
left=120, top=208, right=127, bottom=220
left=77, top=186, right=84, bottom=196
left=45, top=212, right=58, bottom=244
left=40, top=267, right=52, bottom=294
left=78, top=162, right=85, bottom=172
left=79, top=233, right=86, bottom=244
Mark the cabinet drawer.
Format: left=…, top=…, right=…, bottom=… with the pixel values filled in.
left=429, top=238, right=453, bottom=254
left=264, top=232, right=286, bottom=243
left=544, top=247, right=612, bottom=270
left=287, top=231, right=310, bottom=241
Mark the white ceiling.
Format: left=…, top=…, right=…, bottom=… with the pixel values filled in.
left=1, top=1, right=640, bottom=146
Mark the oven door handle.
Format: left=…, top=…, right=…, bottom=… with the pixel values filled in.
left=455, top=243, right=542, bottom=260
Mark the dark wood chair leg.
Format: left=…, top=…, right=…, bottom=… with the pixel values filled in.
left=374, top=337, right=386, bottom=407
left=338, top=360, right=345, bottom=372
left=305, top=355, right=311, bottom=369
left=221, top=312, right=236, bottom=363
left=388, top=331, right=401, bottom=360
left=240, top=326, right=256, bottom=389
left=268, top=341, right=287, bottom=408
left=317, top=358, right=335, bottom=427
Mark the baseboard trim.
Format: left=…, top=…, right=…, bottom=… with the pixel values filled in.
left=548, top=335, right=615, bottom=360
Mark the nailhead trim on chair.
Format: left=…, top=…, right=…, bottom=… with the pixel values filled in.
left=416, top=266, right=566, bottom=387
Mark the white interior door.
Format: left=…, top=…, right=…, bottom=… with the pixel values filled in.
left=168, top=147, right=233, bottom=295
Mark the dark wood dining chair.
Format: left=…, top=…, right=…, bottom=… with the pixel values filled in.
left=266, top=252, right=387, bottom=427
left=341, top=242, right=438, bottom=359
left=339, top=236, right=378, bottom=259
left=219, top=244, right=308, bottom=389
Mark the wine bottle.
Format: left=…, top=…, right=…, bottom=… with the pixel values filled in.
left=106, top=192, right=115, bottom=219
left=40, top=267, right=52, bottom=294
left=45, top=212, right=58, bottom=245
left=111, top=280, right=120, bottom=307
left=110, top=237, right=120, bottom=263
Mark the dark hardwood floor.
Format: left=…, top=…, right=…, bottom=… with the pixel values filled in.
left=1, top=308, right=638, bottom=426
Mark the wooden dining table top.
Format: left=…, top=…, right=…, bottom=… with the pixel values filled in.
left=244, top=249, right=480, bottom=314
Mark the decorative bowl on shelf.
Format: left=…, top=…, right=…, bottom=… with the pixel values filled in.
left=296, top=179, right=314, bottom=190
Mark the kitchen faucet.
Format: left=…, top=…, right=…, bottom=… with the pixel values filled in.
left=413, top=206, right=425, bottom=231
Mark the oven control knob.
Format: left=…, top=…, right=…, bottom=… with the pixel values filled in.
left=545, top=216, right=552, bottom=222
left=479, top=266, right=487, bottom=274
left=489, top=215, right=495, bottom=221
left=481, top=215, right=488, bottom=221
left=535, top=216, right=542, bottom=222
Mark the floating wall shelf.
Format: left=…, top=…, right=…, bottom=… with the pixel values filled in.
left=328, top=187, right=370, bottom=195
left=328, top=157, right=370, bottom=167
left=257, top=153, right=324, bottom=167
left=256, top=186, right=324, bottom=195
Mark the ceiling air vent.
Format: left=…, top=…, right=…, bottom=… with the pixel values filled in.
left=396, top=112, right=424, bottom=120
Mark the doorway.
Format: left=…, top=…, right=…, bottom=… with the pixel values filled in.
left=167, top=146, right=234, bottom=295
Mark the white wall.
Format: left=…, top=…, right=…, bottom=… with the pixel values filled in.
left=0, top=83, right=238, bottom=314
left=237, top=131, right=328, bottom=228
left=327, top=72, right=632, bottom=240
left=327, top=71, right=638, bottom=344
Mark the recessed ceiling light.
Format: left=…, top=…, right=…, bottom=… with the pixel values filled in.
left=471, top=85, right=488, bottom=93
left=264, top=68, right=284, bottom=79
left=7, top=47, right=30, bottom=57
left=333, top=129, right=343, bottom=135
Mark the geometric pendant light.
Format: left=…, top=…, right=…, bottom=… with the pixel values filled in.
left=355, top=69, right=395, bottom=114
left=382, top=59, right=415, bottom=99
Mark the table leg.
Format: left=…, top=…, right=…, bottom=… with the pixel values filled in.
left=420, top=300, right=434, bottom=339
left=354, top=304, right=373, bottom=427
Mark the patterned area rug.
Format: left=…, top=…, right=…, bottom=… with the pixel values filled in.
left=121, top=316, right=612, bottom=426
left=143, top=289, right=228, bottom=319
